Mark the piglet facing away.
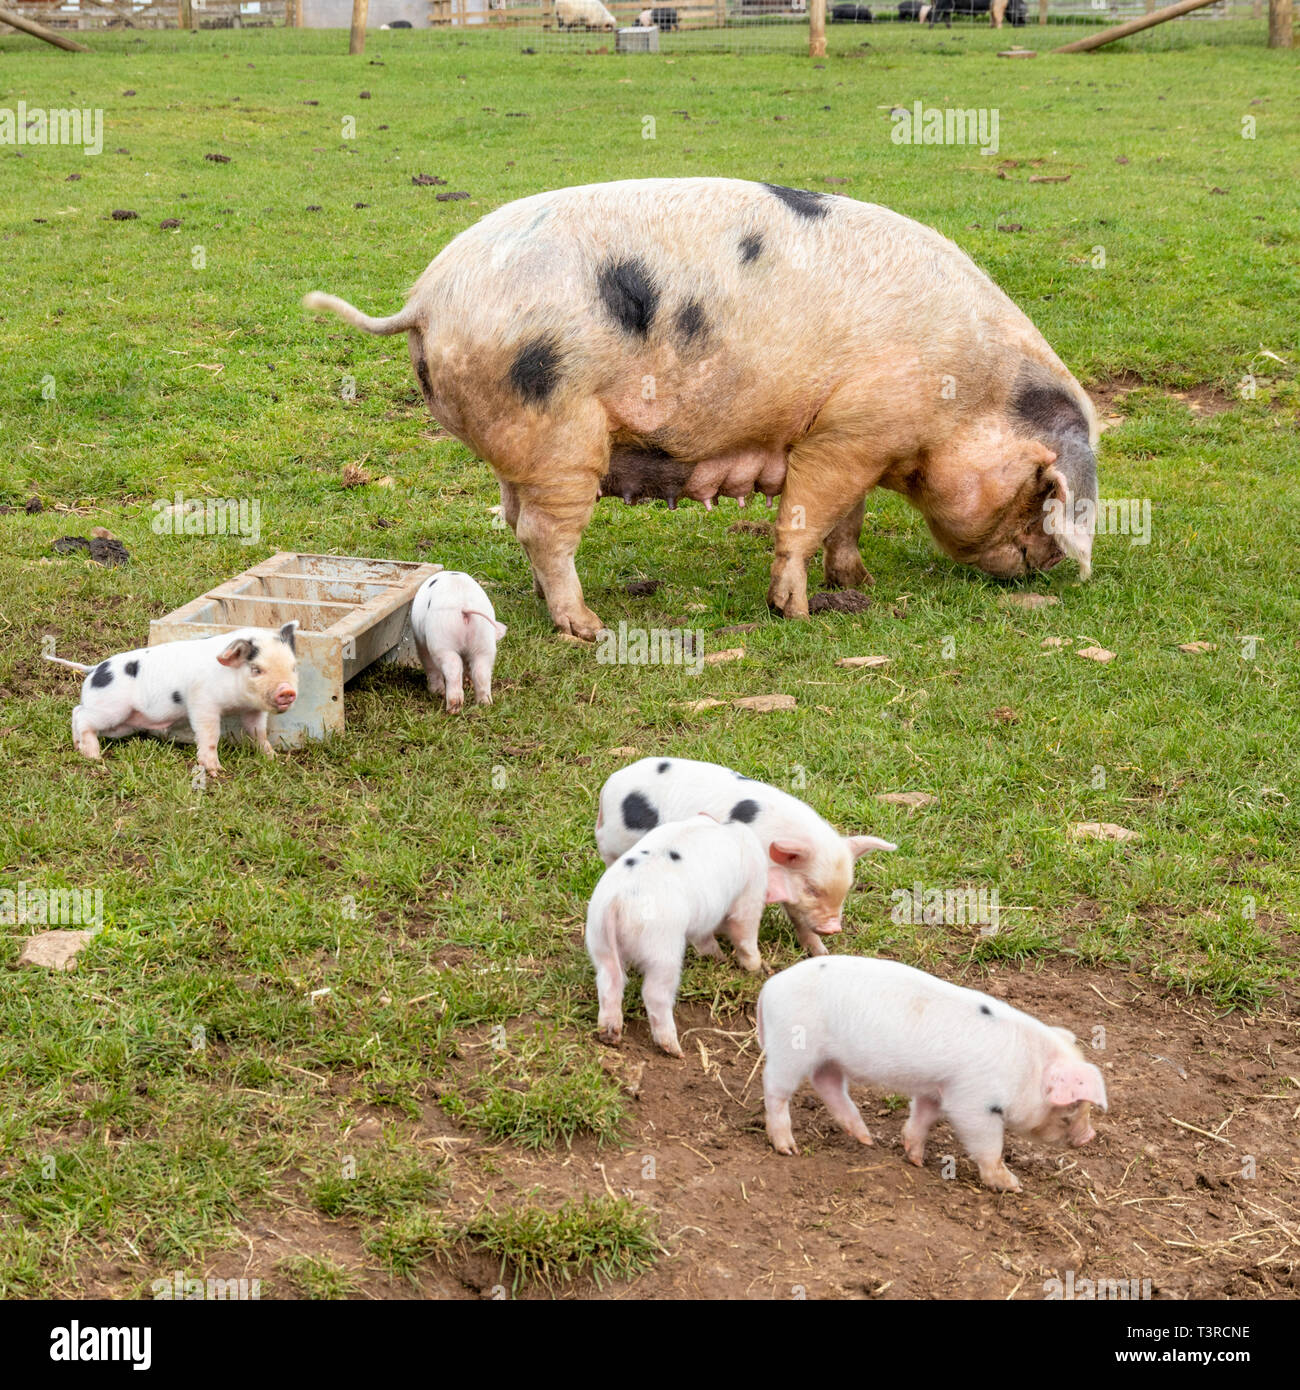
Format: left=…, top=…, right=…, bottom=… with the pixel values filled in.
left=410, top=571, right=506, bottom=713
left=587, top=815, right=798, bottom=1058
left=757, top=956, right=1107, bottom=1191
left=45, top=622, right=299, bottom=775
left=596, top=756, right=895, bottom=957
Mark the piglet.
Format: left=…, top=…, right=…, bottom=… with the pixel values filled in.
left=45, top=622, right=299, bottom=775
left=587, top=814, right=797, bottom=1058
left=596, top=756, right=895, bottom=956
left=410, top=571, right=506, bottom=713
left=757, top=956, right=1107, bottom=1191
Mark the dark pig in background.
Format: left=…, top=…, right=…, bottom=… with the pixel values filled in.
left=306, top=178, right=1097, bottom=639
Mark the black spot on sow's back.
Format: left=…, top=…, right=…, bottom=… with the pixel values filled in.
left=763, top=184, right=830, bottom=221
left=124, top=660, right=139, bottom=678
left=90, top=662, right=113, bottom=688
left=729, top=799, right=760, bottom=824
left=621, top=791, right=659, bottom=831
left=597, top=257, right=660, bottom=338
left=509, top=335, right=563, bottom=404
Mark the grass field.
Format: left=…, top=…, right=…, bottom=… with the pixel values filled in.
left=1, top=24, right=1297, bottom=1299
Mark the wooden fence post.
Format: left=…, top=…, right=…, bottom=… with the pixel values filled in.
left=1268, top=0, right=1293, bottom=46
left=349, top=0, right=368, bottom=51
left=809, top=0, right=825, bottom=55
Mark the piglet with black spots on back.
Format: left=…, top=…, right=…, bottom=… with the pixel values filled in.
left=587, top=814, right=798, bottom=1057
left=758, top=956, right=1107, bottom=1191
left=45, top=623, right=299, bottom=775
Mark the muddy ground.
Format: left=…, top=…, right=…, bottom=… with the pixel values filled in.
left=82, top=962, right=1298, bottom=1301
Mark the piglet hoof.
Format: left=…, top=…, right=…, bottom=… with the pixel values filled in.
left=903, top=1145, right=926, bottom=1168
left=445, top=700, right=464, bottom=715
left=596, top=1026, right=622, bottom=1048
left=856, top=1132, right=874, bottom=1147
left=980, top=1165, right=1023, bottom=1194
left=657, top=1039, right=685, bottom=1060
left=771, top=1137, right=798, bottom=1157
left=258, top=742, right=275, bottom=758
left=803, top=935, right=829, bottom=958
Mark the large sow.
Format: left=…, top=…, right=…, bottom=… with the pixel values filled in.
left=305, top=178, right=1097, bottom=639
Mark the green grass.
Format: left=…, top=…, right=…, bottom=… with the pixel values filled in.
left=1, top=26, right=1297, bottom=1297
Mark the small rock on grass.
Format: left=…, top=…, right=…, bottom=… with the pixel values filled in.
left=18, top=929, right=97, bottom=972
left=1076, top=645, right=1116, bottom=664
left=1178, top=641, right=1217, bottom=655
left=877, top=791, right=936, bottom=809
left=623, top=579, right=660, bottom=598
left=732, top=693, right=795, bottom=712
left=1000, top=593, right=1059, bottom=610
left=1069, top=822, right=1139, bottom=843
left=342, top=463, right=371, bottom=488
left=703, top=647, right=744, bottom=665
left=836, top=655, right=889, bottom=669
left=606, top=745, right=640, bottom=758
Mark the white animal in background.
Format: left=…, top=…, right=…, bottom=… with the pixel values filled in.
left=410, top=571, right=506, bottom=713
left=555, top=0, right=617, bottom=29
left=758, top=955, right=1108, bottom=1191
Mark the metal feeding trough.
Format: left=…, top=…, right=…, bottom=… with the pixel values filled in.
left=148, top=551, right=442, bottom=748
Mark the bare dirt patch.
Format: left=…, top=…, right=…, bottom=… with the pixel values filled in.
left=80, top=962, right=1298, bottom=1301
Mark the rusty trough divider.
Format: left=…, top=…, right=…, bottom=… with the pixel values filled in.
left=148, top=551, right=443, bottom=749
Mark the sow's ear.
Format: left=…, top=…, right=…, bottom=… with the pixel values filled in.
left=846, top=834, right=897, bottom=860
left=279, top=620, right=299, bottom=653
left=1040, top=460, right=1095, bottom=580
left=765, top=865, right=798, bottom=905
left=494, top=621, right=508, bottom=640
left=1043, top=1060, right=1107, bottom=1111
left=217, top=638, right=256, bottom=668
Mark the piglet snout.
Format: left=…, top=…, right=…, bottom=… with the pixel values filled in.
left=1071, top=1126, right=1096, bottom=1147
left=813, top=917, right=842, bottom=936
left=273, top=683, right=297, bottom=711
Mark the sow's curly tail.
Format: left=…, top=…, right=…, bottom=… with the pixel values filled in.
left=302, top=291, right=421, bottom=336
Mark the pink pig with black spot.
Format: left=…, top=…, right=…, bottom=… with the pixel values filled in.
left=45, top=623, right=299, bottom=775
left=757, top=956, right=1107, bottom=1191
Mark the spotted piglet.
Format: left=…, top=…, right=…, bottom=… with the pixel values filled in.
left=587, top=814, right=798, bottom=1058
left=46, top=623, right=299, bottom=775
left=410, top=571, right=507, bottom=713
left=758, top=956, right=1107, bottom=1191
left=596, top=756, right=895, bottom=956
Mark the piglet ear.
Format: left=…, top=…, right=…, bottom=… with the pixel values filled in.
left=846, top=834, right=897, bottom=859
left=765, top=865, right=797, bottom=905
left=217, top=638, right=255, bottom=668
left=494, top=621, right=508, bottom=640
left=279, top=620, right=298, bottom=652
left=1044, top=1060, right=1107, bottom=1111
left=769, top=838, right=812, bottom=868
